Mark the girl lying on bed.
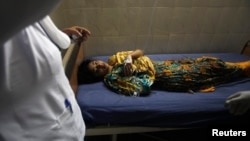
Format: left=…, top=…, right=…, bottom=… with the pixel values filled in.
left=78, top=49, right=250, bottom=96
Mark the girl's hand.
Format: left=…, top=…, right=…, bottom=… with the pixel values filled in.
left=123, top=55, right=134, bottom=76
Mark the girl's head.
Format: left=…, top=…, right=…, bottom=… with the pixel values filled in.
left=77, top=58, right=110, bottom=84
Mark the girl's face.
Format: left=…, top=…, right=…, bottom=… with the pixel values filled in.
left=88, top=60, right=110, bottom=77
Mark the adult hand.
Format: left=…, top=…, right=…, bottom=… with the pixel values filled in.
left=225, top=91, right=250, bottom=115
left=62, top=26, right=91, bottom=42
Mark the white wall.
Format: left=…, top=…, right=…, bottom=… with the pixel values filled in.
left=50, top=0, right=250, bottom=57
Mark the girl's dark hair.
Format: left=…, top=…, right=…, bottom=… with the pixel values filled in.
left=77, top=58, right=104, bottom=84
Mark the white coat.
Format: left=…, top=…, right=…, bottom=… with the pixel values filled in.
left=0, top=16, right=85, bottom=141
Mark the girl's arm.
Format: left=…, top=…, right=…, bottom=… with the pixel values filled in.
left=123, top=49, right=144, bottom=76
left=129, top=49, right=144, bottom=59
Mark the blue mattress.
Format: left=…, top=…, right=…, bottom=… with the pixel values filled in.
left=76, top=53, right=250, bottom=128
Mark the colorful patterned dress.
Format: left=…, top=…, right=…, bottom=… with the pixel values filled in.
left=104, top=51, right=155, bottom=96
left=152, top=56, right=244, bottom=93
left=104, top=51, right=246, bottom=96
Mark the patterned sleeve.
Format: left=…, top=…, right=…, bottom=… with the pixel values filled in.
left=104, top=64, right=154, bottom=96
left=108, top=51, right=133, bottom=66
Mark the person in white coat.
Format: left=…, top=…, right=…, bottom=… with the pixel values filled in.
left=0, top=0, right=90, bottom=141
left=225, top=90, right=250, bottom=116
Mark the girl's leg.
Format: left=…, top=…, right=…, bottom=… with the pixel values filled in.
left=226, top=61, right=250, bottom=77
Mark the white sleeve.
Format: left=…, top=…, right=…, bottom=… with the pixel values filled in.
left=39, top=16, right=70, bottom=49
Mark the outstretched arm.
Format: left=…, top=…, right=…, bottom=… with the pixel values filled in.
left=62, top=26, right=91, bottom=42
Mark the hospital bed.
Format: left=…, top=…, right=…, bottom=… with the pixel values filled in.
left=62, top=41, right=250, bottom=140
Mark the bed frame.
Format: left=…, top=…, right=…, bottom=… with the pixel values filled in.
left=241, top=40, right=250, bottom=56
left=62, top=40, right=250, bottom=140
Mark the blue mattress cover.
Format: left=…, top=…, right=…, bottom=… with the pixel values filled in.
left=76, top=53, right=250, bottom=128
